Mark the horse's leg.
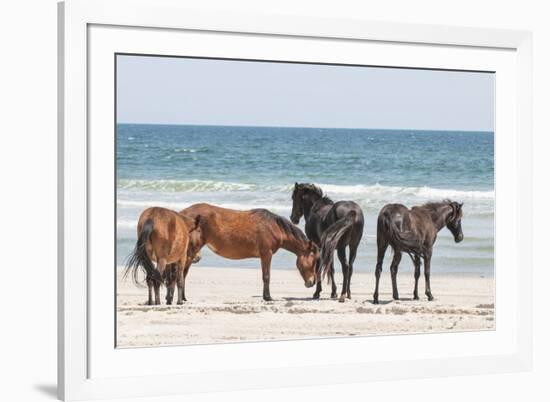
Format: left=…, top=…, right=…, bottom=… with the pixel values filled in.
left=181, top=261, right=191, bottom=302
left=424, top=251, right=434, bottom=301
left=337, top=247, right=349, bottom=303
left=165, top=264, right=175, bottom=305
left=155, top=258, right=167, bottom=305
left=347, top=243, right=359, bottom=299
left=260, top=251, right=273, bottom=301
left=313, top=261, right=322, bottom=299
left=313, top=283, right=322, bottom=299
left=390, top=251, right=402, bottom=300
left=153, top=282, right=161, bottom=305
left=175, top=261, right=188, bottom=305
left=165, top=286, right=171, bottom=304
left=146, top=276, right=154, bottom=306
left=166, top=280, right=175, bottom=305
left=313, top=261, right=335, bottom=299
left=412, top=254, right=421, bottom=300
left=330, top=262, right=337, bottom=299
left=373, top=240, right=388, bottom=304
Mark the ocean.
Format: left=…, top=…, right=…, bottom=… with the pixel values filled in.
left=116, top=124, right=494, bottom=276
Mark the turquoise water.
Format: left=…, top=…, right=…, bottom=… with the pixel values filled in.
left=117, top=124, right=494, bottom=275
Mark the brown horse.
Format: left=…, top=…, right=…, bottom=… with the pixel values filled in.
left=373, top=200, right=464, bottom=304
left=180, top=203, right=320, bottom=301
left=123, top=207, right=201, bottom=305
left=163, top=213, right=204, bottom=304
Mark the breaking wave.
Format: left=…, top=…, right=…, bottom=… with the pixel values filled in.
left=118, top=179, right=493, bottom=200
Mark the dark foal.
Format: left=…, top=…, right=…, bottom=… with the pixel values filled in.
left=372, top=200, right=464, bottom=304
left=290, top=183, right=364, bottom=302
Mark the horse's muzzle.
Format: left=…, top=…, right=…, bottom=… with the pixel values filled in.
left=192, top=252, right=202, bottom=263
left=455, top=234, right=464, bottom=243
left=305, top=278, right=316, bottom=288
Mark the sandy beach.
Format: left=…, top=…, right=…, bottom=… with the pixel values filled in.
left=116, top=266, right=494, bottom=348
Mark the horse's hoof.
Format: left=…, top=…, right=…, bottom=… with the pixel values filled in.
left=263, top=297, right=273, bottom=302
left=312, top=293, right=320, bottom=300
left=347, top=294, right=351, bottom=299
left=177, top=301, right=184, bottom=305
left=427, top=295, right=434, bottom=301
left=393, top=296, right=400, bottom=301
left=338, top=296, right=346, bottom=303
left=330, top=293, right=338, bottom=299
left=372, top=298, right=379, bottom=305
left=413, top=295, right=419, bottom=300
left=166, top=301, right=172, bottom=305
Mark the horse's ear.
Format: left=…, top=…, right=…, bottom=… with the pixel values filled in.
left=459, top=202, right=464, bottom=209
left=448, top=202, right=459, bottom=221
left=295, top=182, right=298, bottom=188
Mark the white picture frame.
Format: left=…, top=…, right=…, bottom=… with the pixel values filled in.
left=58, top=0, right=533, bottom=400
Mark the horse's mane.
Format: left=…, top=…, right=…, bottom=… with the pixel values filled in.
left=251, top=209, right=308, bottom=242
left=419, top=200, right=453, bottom=210
left=417, top=200, right=461, bottom=221
left=298, top=183, right=332, bottom=203
left=298, top=183, right=323, bottom=197
left=316, top=196, right=334, bottom=206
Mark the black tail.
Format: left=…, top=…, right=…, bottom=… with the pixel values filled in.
left=318, top=211, right=357, bottom=280
left=123, top=219, right=160, bottom=286
left=379, top=211, right=422, bottom=253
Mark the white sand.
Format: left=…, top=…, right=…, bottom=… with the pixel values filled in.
left=116, top=266, right=494, bottom=348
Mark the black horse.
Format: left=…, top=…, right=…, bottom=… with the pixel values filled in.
left=290, top=183, right=364, bottom=302
left=372, top=200, right=464, bottom=304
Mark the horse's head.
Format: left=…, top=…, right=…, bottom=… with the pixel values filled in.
left=187, top=215, right=204, bottom=263
left=296, top=240, right=319, bottom=288
left=446, top=201, right=464, bottom=243
left=290, top=182, right=322, bottom=224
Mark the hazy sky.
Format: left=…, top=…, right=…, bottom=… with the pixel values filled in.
left=116, top=55, right=494, bottom=131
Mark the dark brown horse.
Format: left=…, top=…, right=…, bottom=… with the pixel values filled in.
left=290, top=183, right=364, bottom=302
left=123, top=207, right=201, bottom=305
left=372, top=200, right=464, bottom=304
left=181, top=203, right=320, bottom=301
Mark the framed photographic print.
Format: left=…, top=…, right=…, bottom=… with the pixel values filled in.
left=58, top=0, right=533, bottom=400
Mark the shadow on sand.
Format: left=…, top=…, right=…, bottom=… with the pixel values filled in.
left=33, top=384, right=57, bottom=399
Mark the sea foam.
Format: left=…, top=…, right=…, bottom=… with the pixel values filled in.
left=117, top=179, right=494, bottom=200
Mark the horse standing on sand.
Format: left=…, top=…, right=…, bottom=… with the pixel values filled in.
left=180, top=203, right=320, bottom=301
left=290, top=183, right=364, bottom=302
left=372, top=200, right=464, bottom=304
left=162, top=213, right=203, bottom=304
left=124, top=207, right=201, bottom=305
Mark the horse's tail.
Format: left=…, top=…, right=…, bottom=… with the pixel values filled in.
left=378, top=211, right=422, bottom=253
left=123, top=219, right=160, bottom=286
left=318, top=211, right=357, bottom=281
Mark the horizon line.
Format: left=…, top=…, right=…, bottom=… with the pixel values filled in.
left=116, top=122, right=494, bottom=133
